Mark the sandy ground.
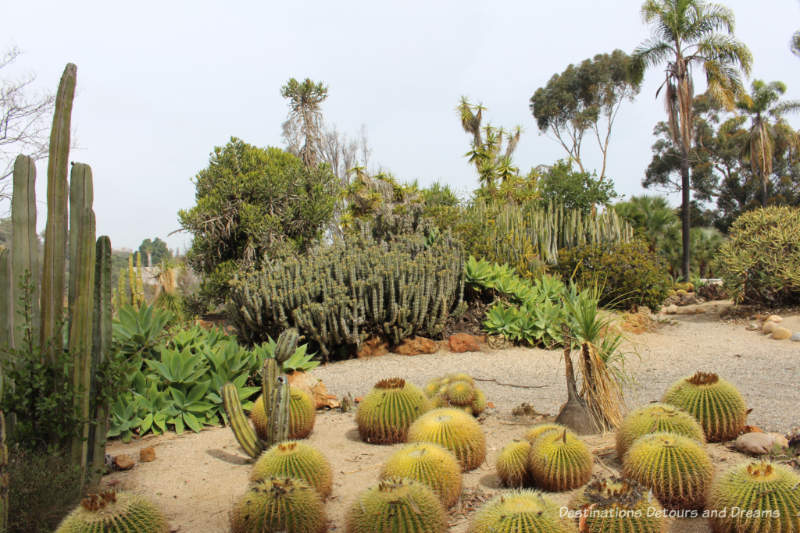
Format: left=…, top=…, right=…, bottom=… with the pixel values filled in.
left=106, top=305, right=800, bottom=532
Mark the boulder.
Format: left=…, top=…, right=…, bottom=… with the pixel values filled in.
left=393, top=336, right=438, bottom=356
left=356, top=336, right=389, bottom=358
left=113, top=454, right=135, bottom=470
left=139, top=446, right=156, bottom=463
left=734, top=432, right=787, bottom=455
left=448, top=333, right=482, bottom=353
left=791, top=332, right=800, bottom=342
left=762, top=321, right=777, bottom=334
left=765, top=314, right=783, bottom=323
left=771, top=327, right=792, bottom=340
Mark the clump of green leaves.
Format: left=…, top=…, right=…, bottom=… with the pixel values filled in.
left=555, top=240, right=671, bottom=311
left=715, top=206, right=800, bottom=306
left=107, top=304, right=318, bottom=441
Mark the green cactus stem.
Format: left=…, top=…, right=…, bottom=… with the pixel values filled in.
left=10, top=155, right=40, bottom=349
left=41, top=63, right=76, bottom=360
left=222, top=382, right=264, bottom=459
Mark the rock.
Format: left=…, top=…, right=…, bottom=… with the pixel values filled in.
left=771, top=327, right=792, bottom=340
left=746, top=322, right=760, bottom=331
left=664, top=304, right=678, bottom=315
left=678, top=292, right=699, bottom=306
left=393, top=336, right=438, bottom=356
left=734, top=432, right=781, bottom=455
left=765, top=314, right=783, bottom=323
left=139, top=446, right=156, bottom=463
left=113, top=454, right=135, bottom=470
left=762, top=321, right=777, bottom=334
left=448, top=333, right=482, bottom=353
left=356, top=336, right=389, bottom=358
left=287, top=371, right=340, bottom=409
left=791, top=332, right=800, bottom=342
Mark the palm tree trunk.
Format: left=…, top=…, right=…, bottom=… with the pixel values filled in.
left=761, top=172, right=768, bottom=207
left=679, top=144, right=691, bottom=281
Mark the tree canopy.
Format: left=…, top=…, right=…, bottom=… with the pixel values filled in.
left=530, top=49, right=642, bottom=181
left=536, top=160, right=618, bottom=214
left=136, top=237, right=171, bottom=266
left=178, top=137, right=339, bottom=304
left=281, top=78, right=328, bottom=167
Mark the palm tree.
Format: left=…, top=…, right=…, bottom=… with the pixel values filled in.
left=736, top=80, right=800, bottom=206
left=634, top=0, right=752, bottom=280
left=280, top=78, right=328, bottom=167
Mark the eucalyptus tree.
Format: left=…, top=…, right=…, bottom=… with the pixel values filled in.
left=634, top=0, right=752, bottom=279
left=530, top=50, right=642, bottom=182
left=736, top=80, right=800, bottom=206
left=280, top=78, right=328, bottom=167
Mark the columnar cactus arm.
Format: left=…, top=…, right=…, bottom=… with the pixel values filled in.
left=222, top=383, right=264, bottom=459
left=40, top=63, right=76, bottom=359
left=10, top=155, right=40, bottom=348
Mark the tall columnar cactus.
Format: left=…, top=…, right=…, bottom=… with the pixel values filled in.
left=68, top=200, right=96, bottom=480
left=1, top=374, right=7, bottom=532
left=68, top=163, right=94, bottom=324
left=274, top=328, right=299, bottom=363
left=10, top=155, right=40, bottom=349
left=222, top=383, right=264, bottom=459
left=40, top=63, right=76, bottom=359
left=0, top=247, right=10, bottom=351
left=86, top=236, right=112, bottom=491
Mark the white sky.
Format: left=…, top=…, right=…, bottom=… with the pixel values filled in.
left=3, top=0, right=799, bottom=252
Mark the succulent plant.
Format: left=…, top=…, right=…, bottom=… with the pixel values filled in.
left=251, top=386, right=315, bottom=441
left=345, top=478, right=447, bottom=533
left=616, top=403, right=705, bottom=459
left=568, top=476, right=668, bottom=533
left=380, top=442, right=462, bottom=508
left=662, top=372, right=747, bottom=442
left=424, top=374, right=486, bottom=416
left=408, top=408, right=486, bottom=471
left=528, top=428, right=593, bottom=492
left=622, top=432, right=713, bottom=510
left=496, top=439, right=532, bottom=488
left=230, top=477, right=326, bottom=533
left=524, top=423, right=568, bottom=443
left=356, top=378, right=430, bottom=444
left=55, top=491, right=168, bottom=533
left=251, top=441, right=333, bottom=498
left=707, top=461, right=800, bottom=533
left=468, top=490, right=575, bottom=533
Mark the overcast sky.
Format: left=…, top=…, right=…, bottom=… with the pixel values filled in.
left=3, top=0, right=799, bottom=252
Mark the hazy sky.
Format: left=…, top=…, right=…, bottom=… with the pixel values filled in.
left=3, top=0, right=799, bottom=252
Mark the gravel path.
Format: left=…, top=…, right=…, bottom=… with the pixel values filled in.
left=314, top=310, right=800, bottom=432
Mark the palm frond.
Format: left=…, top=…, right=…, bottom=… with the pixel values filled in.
left=633, top=38, right=676, bottom=70
left=694, top=34, right=752, bottom=75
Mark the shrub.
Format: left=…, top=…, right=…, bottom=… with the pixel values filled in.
left=7, top=448, right=82, bottom=533
left=556, top=239, right=671, bottom=310
left=229, top=233, right=465, bottom=358
left=715, top=206, right=800, bottom=306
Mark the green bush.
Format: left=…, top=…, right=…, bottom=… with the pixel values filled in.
left=715, top=206, right=800, bottom=306
left=6, top=448, right=82, bottom=533
left=556, top=239, right=671, bottom=310
left=229, top=233, right=465, bottom=358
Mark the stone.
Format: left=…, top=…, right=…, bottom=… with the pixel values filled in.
left=734, top=432, right=777, bottom=455
left=765, top=314, right=783, bottom=323
left=664, top=304, right=678, bottom=315
left=356, top=336, right=389, bottom=358
left=139, top=446, right=156, bottom=463
left=448, top=333, right=482, bottom=353
left=771, top=327, right=792, bottom=340
left=113, top=454, right=135, bottom=470
left=393, top=336, right=438, bottom=356
left=762, top=321, right=777, bottom=334
left=791, top=332, right=800, bottom=342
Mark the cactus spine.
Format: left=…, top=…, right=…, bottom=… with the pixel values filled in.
left=40, top=63, right=76, bottom=360
left=10, top=155, right=40, bottom=349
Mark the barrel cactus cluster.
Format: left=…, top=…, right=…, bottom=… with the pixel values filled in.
left=568, top=476, right=668, bottom=533
left=468, top=490, right=575, bottom=533
left=251, top=441, right=333, bottom=498
left=380, top=442, right=462, bottom=508
left=251, top=387, right=316, bottom=440
left=408, top=407, right=487, bottom=471
left=496, top=423, right=592, bottom=492
left=423, top=373, right=487, bottom=416
left=55, top=491, right=168, bottom=533
left=621, top=432, right=713, bottom=510
left=231, top=477, right=327, bottom=533
left=228, top=232, right=466, bottom=358
left=356, top=378, right=430, bottom=444
left=346, top=478, right=447, bottom=533
left=662, top=372, right=747, bottom=442
left=615, top=403, right=705, bottom=459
